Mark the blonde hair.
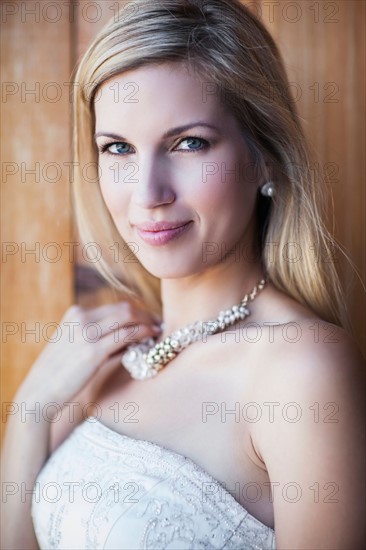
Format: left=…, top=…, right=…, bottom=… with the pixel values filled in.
left=71, top=0, right=353, bottom=330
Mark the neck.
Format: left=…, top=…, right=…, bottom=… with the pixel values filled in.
left=158, top=255, right=266, bottom=340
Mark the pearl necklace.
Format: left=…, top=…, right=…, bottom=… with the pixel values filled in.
left=121, top=276, right=267, bottom=380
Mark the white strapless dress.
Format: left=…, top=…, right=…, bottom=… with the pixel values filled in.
left=31, top=416, right=276, bottom=549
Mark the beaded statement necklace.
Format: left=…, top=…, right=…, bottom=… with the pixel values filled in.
left=121, top=276, right=267, bottom=380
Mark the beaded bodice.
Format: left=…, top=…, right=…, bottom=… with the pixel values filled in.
left=31, top=416, right=276, bottom=549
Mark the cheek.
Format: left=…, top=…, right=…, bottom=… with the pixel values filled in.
left=98, top=162, right=127, bottom=217
left=191, top=163, right=257, bottom=247
left=194, top=171, right=255, bottom=217
left=193, top=145, right=257, bottom=210
left=98, top=173, right=132, bottom=243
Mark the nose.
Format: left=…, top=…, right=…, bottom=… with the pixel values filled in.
left=131, top=156, right=176, bottom=209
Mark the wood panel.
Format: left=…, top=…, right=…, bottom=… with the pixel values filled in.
left=259, top=0, right=365, bottom=352
left=1, top=2, right=74, bottom=433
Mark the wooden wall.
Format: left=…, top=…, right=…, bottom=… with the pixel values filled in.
left=1, top=0, right=365, bottom=436
left=1, top=2, right=74, bottom=433
left=262, top=0, right=365, bottom=353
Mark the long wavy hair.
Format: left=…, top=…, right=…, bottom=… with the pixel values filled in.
left=71, top=0, right=353, bottom=330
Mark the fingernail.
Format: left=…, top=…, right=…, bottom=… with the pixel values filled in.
left=152, top=324, right=162, bottom=333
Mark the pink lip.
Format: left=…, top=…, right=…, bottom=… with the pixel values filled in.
left=134, top=220, right=192, bottom=232
left=135, top=221, right=193, bottom=246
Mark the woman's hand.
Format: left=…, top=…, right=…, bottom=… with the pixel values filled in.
left=17, top=300, right=162, bottom=408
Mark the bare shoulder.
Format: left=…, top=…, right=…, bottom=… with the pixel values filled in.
left=249, top=288, right=365, bottom=448
left=268, top=317, right=364, bottom=372
left=247, top=308, right=366, bottom=546
left=248, top=298, right=365, bottom=444
left=249, top=281, right=364, bottom=373
left=265, top=316, right=365, bottom=382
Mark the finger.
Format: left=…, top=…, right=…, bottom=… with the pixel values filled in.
left=82, top=301, right=132, bottom=322
left=94, top=311, right=162, bottom=338
left=92, top=350, right=123, bottom=386
left=98, top=322, right=161, bottom=356
left=85, top=300, right=159, bottom=327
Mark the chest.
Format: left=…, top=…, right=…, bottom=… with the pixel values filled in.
left=93, top=333, right=275, bottom=529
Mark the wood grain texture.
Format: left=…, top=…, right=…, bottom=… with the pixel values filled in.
left=257, top=0, right=365, bottom=352
left=1, top=2, right=74, bottom=434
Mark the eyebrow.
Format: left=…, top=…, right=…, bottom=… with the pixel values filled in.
left=94, top=122, right=220, bottom=141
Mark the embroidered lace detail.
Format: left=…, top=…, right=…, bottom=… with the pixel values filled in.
left=31, top=417, right=276, bottom=549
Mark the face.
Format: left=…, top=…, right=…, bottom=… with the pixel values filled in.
left=94, top=62, right=261, bottom=279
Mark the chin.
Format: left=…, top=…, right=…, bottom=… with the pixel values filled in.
left=137, top=255, right=203, bottom=280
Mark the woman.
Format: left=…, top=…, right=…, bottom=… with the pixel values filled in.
left=2, top=0, right=365, bottom=548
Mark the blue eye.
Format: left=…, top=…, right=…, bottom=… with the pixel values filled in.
left=99, top=142, right=131, bottom=155
left=176, top=136, right=209, bottom=152
left=98, top=136, right=209, bottom=156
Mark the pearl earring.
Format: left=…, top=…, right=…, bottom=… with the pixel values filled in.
left=260, top=181, right=276, bottom=197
